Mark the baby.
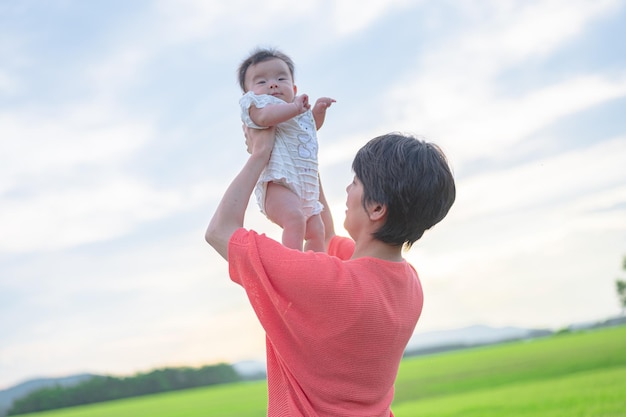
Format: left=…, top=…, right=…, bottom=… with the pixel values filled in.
left=238, top=48, right=335, bottom=252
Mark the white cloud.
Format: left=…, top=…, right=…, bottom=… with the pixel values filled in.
left=0, top=102, right=158, bottom=252
left=0, top=108, right=152, bottom=182
left=383, top=0, right=626, bottom=161
left=454, top=0, right=619, bottom=67
left=457, top=136, right=626, bottom=219
left=416, top=136, right=626, bottom=273
left=0, top=18, right=29, bottom=96
left=152, top=0, right=418, bottom=44
left=389, top=73, right=626, bottom=161
left=153, top=0, right=317, bottom=42
left=86, top=46, right=154, bottom=100
left=331, top=0, right=414, bottom=36
left=0, top=70, right=20, bottom=95
left=0, top=174, right=221, bottom=252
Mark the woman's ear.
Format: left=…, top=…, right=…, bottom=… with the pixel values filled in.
left=367, top=202, right=387, bottom=222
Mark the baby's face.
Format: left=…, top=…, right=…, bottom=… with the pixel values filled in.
left=244, top=58, right=297, bottom=103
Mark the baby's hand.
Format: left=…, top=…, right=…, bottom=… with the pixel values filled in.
left=313, top=97, right=336, bottom=115
left=293, top=94, right=311, bottom=114
left=312, top=97, right=336, bottom=130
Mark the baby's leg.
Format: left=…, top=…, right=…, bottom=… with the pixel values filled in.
left=304, top=214, right=325, bottom=252
left=264, top=182, right=306, bottom=251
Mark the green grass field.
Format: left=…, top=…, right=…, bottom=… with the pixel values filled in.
left=13, top=325, right=626, bottom=417
left=393, top=325, right=626, bottom=416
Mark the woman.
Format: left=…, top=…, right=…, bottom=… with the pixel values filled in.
left=205, top=127, right=455, bottom=416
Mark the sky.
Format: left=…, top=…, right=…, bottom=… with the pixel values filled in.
left=1, top=0, right=626, bottom=390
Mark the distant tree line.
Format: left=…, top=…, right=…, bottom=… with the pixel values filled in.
left=8, top=364, right=240, bottom=415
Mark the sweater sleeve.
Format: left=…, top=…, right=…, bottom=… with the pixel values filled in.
left=228, top=229, right=344, bottom=334
left=327, top=235, right=355, bottom=260
left=228, top=231, right=358, bottom=323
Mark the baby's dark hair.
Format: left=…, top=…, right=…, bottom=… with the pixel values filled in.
left=352, top=133, right=456, bottom=248
left=237, top=47, right=295, bottom=92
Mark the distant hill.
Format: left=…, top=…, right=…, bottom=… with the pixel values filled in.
left=405, top=316, right=626, bottom=357
left=403, top=324, right=555, bottom=357
left=0, top=374, right=96, bottom=417
left=232, top=360, right=266, bottom=380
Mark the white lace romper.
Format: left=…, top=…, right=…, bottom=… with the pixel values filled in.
left=240, top=92, right=324, bottom=218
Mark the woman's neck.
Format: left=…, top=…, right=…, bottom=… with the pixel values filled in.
left=351, top=239, right=403, bottom=262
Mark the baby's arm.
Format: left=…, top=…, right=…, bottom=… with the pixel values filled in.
left=312, top=97, right=336, bottom=130
left=249, top=94, right=311, bottom=127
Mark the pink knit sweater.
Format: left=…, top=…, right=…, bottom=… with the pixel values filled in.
left=229, top=228, right=423, bottom=416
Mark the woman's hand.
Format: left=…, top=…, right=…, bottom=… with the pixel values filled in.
left=244, top=125, right=276, bottom=159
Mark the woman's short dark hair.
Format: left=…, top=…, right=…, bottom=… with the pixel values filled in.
left=352, top=133, right=456, bottom=248
left=237, top=47, right=295, bottom=92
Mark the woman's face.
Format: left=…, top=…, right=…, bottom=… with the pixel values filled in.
left=343, top=176, right=367, bottom=239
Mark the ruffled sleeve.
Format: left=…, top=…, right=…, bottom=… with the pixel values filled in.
left=239, top=92, right=283, bottom=128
